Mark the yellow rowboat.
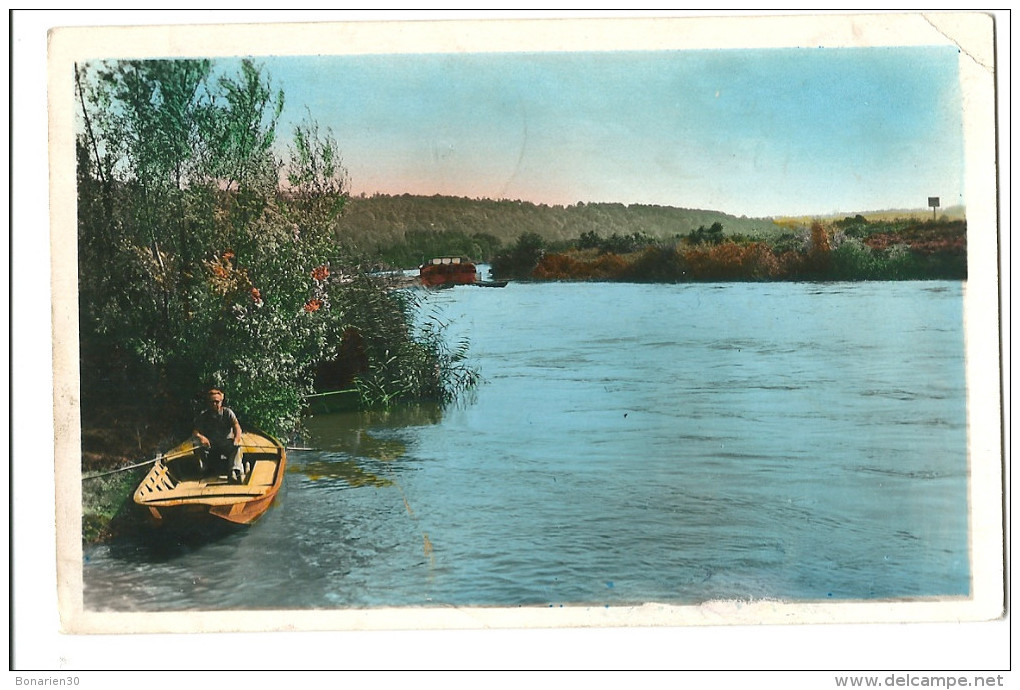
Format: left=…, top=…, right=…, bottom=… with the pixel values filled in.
left=133, top=429, right=286, bottom=526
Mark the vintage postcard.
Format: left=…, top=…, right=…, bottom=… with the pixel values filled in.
left=21, top=10, right=1007, bottom=670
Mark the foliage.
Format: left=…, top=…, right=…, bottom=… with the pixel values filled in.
left=333, top=195, right=964, bottom=282
left=533, top=250, right=632, bottom=281
left=81, top=469, right=146, bottom=543
left=335, top=193, right=781, bottom=265
left=804, top=221, right=832, bottom=277
left=683, top=242, right=780, bottom=281
left=833, top=214, right=871, bottom=238
left=286, top=116, right=349, bottom=223
left=685, top=222, right=725, bottom=246
left=371, top=229, right=504, bottom=268
left=490, top=232, right=547, bottom=279
left=768, top=230, right=809, bottom=256
left=76, top=59, right=475, bottom=439
left=575, top=230, right=656, bottom=255
left=620, top=245, right=689, bottom=282
left=519, top=217, right=965, bottom=283
left=357, top=297, right=479, bottom=407
left=576, top=230, right=602, bottom=251
left=830, top=238, right=883, bottom=280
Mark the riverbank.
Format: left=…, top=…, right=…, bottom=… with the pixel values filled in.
left=491, top=218, right=967, bottom=283
left=80, top=407, right=179, bottom=544
left=82, top=466, right=148, bottom=543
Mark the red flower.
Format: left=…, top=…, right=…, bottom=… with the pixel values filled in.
left=303, top=298, right=323, bottom=313
left=311, top=265, right=330, bottom=282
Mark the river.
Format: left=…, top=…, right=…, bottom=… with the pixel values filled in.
left=83, top=279, right=970, bottom=611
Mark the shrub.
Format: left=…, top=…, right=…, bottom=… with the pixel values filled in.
left=685, top=221, right=725, bottom=246
left=622, top=245, right=688, bottom=282
left=533, top=252, right=581, bottom=280
left=831, top=238, right=882, bottom=280
left=76, top=58, right=476, bottom=439
left=805, top=222, right=832, bottom=277
left=490, top=232, right=546, bottom=279
left=884, top=244, right=925, bottom=280
left=682, top=241, right=779, bottom=281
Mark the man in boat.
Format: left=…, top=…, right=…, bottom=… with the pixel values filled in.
left=192, top=388, right=245, bottom=483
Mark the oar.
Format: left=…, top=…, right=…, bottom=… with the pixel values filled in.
left=82, top=445, right=198, bottom=481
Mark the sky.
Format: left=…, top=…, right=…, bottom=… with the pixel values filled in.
left=240, top=46, right=965, bottom=218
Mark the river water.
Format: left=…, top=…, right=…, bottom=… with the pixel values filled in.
left=83, top=280, right=970, bottom=611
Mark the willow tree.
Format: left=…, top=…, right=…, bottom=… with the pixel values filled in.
left=78, top=59, right=275, bottom=428
left=77, top=59, right=277, bottom=345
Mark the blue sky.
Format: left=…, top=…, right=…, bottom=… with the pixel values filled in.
left=238, top=46, right=963, bottom=218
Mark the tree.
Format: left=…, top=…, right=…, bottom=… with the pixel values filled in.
left=286, top=114, right=349, bottom=225
left=490, top=232, right=546, bottom=279
left=76, top=58, right=474, bottom=437
left=806, top=221, right=832, bottom=277
left=686, top=221, right=724, bottom=245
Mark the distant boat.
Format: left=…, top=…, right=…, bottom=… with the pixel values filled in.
left=133, top=430, right=286, bottom=526
left=419, top=257, right=479, bottom=287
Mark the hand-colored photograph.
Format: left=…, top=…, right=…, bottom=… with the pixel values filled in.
left=37, top=12, right=1003, bottom=661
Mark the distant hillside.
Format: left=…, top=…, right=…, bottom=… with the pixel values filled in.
left=335, top=193, right=782, bottom=263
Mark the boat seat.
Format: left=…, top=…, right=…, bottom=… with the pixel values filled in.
left=248, top=460, right=277, bottom=487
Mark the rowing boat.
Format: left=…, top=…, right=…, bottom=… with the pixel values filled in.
left=133, top=429, right=286, bottom=525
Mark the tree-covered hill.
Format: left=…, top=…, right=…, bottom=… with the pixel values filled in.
left=335, top=193, right=783, bottom=267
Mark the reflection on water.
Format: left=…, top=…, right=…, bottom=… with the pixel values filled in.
left=83, top=281, right=970, bottom=611
left=292, top=458, right=395, bottom=487
left=290, top=404, right=442, bottom=484
left=308, top=429, right=408, bottom=462
left=301, top=404, right=443, bottom=452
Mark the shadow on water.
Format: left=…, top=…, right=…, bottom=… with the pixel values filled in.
left=300, top=403, right=444, bottom=450
left=289, top=403, right=445, bottom=485
left=96, top=499, right=254, bottom=564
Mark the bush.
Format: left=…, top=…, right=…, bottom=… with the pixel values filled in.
left=490, top=232, right=546, bottom=279
left=533, top=252, right=581, bottom=280
left=682, top=241, right=780, bottom=281
left=525, top=218, right=966, bottom=284
left=374, top=229, right=503, bottom=268
left=621, top=245, right=688, bottom=282
left=685, top=222, right=725, bottom=245
left=884, top=244, right=926, bottom=280
left=831, top=238, right=882, bottom=280
left=76, top=58, right=476, bottom=439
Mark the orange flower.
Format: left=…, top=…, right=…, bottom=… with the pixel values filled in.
left=223, top=250, right=235, bottom=261
left=311, top=265, right=330, bottom=282
left=250, top=287, right=262, bottom=303
left=303, top=298, right=323, bottom=313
